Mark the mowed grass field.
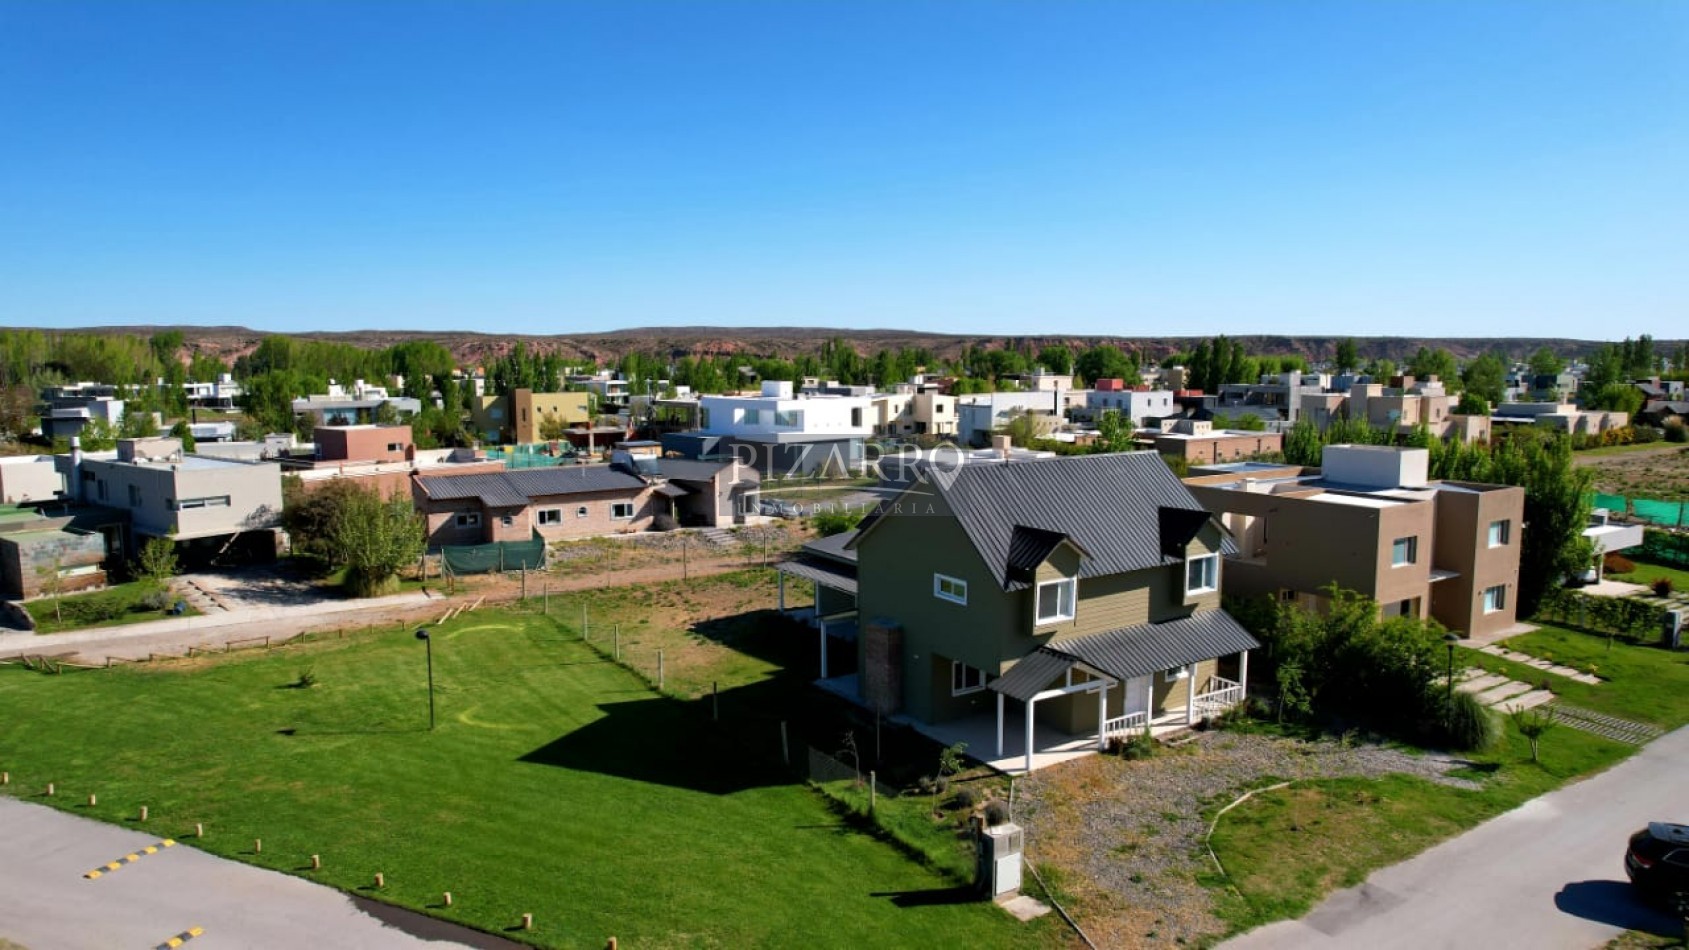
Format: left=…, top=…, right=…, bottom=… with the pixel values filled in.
left=0, top=609, right=1055, bottom=948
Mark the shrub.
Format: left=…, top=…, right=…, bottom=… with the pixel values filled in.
left=293, top=668, right=318, bottom=689
left=951, top=787, right=979, bottom=811
left=1665, top=419, right=1688, bottom=443
left=1119, top=730, right=1158, bottom=761
left=983, top=800, right=1012, bottom=827
left=1603, top=552, right=1636, bottom=575
left=1429, top=689, right=1499, bottom=751
left=139, top=588, right=171, bottom=611
left=810, top=509, right=859, bottom=537
left=1653, top=577, right=1674, bottom=597
left=1632, top=425, right=1663, bottom=444
left=649, top=513, right=677, bottom=532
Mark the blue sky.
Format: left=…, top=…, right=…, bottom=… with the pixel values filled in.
left=1, top=1, right=1683, bottom=338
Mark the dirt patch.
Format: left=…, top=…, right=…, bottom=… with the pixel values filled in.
left=1576, top=445, right=1689, bottom=500
left=1016, top=731, right=1475, bottom=948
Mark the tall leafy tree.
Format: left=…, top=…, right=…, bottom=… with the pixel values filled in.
left=1527, top=346, right=1564, bottom=377
left=1036, top=345, right=1073, bottom=376
left=1334, top=339, right=1359, bottom=374
left=1460, top=353, right=1507, bottom=409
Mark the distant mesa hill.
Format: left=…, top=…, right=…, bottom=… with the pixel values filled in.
left=39, top=324, right=1643, bottom=369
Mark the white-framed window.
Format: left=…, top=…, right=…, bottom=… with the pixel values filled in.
left=1163, top=665, right=1192, bottom=684
left=455, top=512, right=480, bottom=527
left=387, top=442, right=403, bottom=452
left=1036, top=578, right=1076, bottom=624
left=1488, top=519, right=1511, bottom=547
left=1483, top=585, right=1507, bottom=613
left=1185, top=554, right=1219, bottom=596
left=933, top=573, right=968, bottom=605
left=501, top=515, right=515, bottom=527
left=611, top=502, right=635, bottom=520
left=537, top=508, right=562, bottom=525
left=1391, top=536, right=1418, bottom=567
left=176, top=496, right=231, bottom=510
left=951, top=660, right=986, bottom=696
left=576, top=506, right=589, bottom=518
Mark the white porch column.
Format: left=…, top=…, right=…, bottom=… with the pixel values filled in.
left=996, top=692, right=1005, bottom=757
left=1186, top=667, right=1198, bottom=726
left=1143, top=676, right=1153, bottom=726
left=1025, top=698, right=1037, bottom=774
left=778, top=572, right=786, bottom=612
left=1096, top=681, right=1109, bottom=750
left=818, top=618, right=828, bottom=679
left=1239, top=650, right=1249, bottom=702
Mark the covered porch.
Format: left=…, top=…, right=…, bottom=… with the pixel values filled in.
left=983, top=611, right=1259, bottom=775
left=775, top=540, right=859, bottom=680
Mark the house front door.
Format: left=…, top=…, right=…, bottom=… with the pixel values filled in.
left=1123, top=675, right=1150, bottom=717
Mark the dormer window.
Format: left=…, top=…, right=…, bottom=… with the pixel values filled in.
left=1036, top=578, right=1076, bottom=624
left=1185, top=554, right=1219, bottom=596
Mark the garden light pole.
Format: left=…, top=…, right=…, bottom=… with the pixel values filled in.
left=1443, top=632, right=1461, bottom=729
left=416, top=628, right=435, bottom=731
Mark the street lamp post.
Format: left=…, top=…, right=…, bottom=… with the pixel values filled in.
left=1443, top=632, right=1461, bottom=730
left=416, top=629, right=435, bottom=731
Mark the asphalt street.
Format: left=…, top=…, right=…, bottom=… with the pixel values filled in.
left=1222, top=724, right=1689, bottom=950
left=0, top=798, right=520, bottom=949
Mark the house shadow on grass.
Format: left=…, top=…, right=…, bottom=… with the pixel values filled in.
left=1553, top=880, right=1683, bottom=937
left=519, top=678, right=794, bottom=795
left=869, top=885, right=979, bottom=908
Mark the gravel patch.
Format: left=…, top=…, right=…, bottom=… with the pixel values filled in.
left=1015, top=730, right=1478, bottom=947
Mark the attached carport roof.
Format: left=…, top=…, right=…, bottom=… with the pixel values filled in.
left=774, top=555, right=858, bottom=595
left=990, top=610, right=1260, bottom=702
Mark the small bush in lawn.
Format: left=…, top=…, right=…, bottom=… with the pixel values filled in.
left=1665, top=419, right=1688, bottom=443
left=951, top=787, right=979, bottom=811
left=1437, top=690, right=1498, bottom=751
left=649, top=513, right=677, bottom=532
left=983, top=800, right=1012, bottom=827
left=1120, top=730, right=1158, bottom=761
left=293, top=668, right=318, bottom=689
left=139, top=588, right=171, bottom=611
left=1654, top=577, right=1674, bottom=597
left=1604, top=552, right=1636, bottom=575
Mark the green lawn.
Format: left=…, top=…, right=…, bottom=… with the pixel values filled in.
left=1208, top=619, right=1689, bottom=938
left=25, top=581, right=198, bottom=635
left=1608, top=559, right=1689, bottom=593
left=1472, top=623, right=1689, bottom=728
left=0, top=609, right=1055, bottom=948
left=1209, top=722, right=1635, bottom=935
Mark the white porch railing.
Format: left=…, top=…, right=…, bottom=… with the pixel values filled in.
left=1192, top=676, right=1243, bottom=717
left=1102, top=711, right=1147, bottom=740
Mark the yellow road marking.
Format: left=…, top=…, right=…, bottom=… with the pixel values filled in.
left=83, top=840, right=179, bottom=879
left=156, top=926, right=203, bottom=949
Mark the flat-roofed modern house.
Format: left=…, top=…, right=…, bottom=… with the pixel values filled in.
left=841, top=452, right=1258, bottom=773
left=662, top=380, right=872, bottom=477
left=0, top=456, right=65, bottom=504
left=63, top=437, right=284, bottom=563
left=1183, top=445, right=1526, bottom=640
left=469, top=389, right=592, bottom=445
left=1143, top=419, right=1285, bottom=464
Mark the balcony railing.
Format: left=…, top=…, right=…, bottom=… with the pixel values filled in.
left=1101, top=711, right=1147, bottom=740
left=1192, top=676, right=1243, bottom=717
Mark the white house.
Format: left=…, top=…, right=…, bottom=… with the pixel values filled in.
left=662, top=381, right=872, bottom=476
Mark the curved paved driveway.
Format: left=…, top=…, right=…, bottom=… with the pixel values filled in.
left=1222, top=725, right=1689, bottom=950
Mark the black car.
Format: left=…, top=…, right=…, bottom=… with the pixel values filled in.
left=1625, top=822, right=1689, bottom=904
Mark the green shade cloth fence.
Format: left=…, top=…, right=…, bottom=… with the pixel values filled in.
left=441, top=530, right=546, bottom=574
left=1592, top=493, right=1689, bottom=528
left=485, top=444, right=577, bottom=470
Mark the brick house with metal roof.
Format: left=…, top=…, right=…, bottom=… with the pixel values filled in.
left=414, top=467, right=659, bottom=546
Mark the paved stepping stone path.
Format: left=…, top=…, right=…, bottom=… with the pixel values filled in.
left=1476, top=645, right=1601, bottom=684
left=1542, top=703, right=1665, bottom=745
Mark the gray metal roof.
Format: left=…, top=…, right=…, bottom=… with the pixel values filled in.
left=775, top=555, right=858, bottom=595
left=802, top=529, right=859, bottom=565
left=989, top=610, right=1259, bottom=700
left=420, top=466, right=646, bottom=508
left=989, top=650, right=1079, bottom=702
left=1005, top=526, right=1076, bottom=580
left=927, top=452, right=1235, bottom=590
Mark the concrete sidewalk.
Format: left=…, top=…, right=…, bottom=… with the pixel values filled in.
left=0, top=590, right=435, bottom=663
left=0, top=798, right=512, bottom=949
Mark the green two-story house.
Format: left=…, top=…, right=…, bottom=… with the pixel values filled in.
left=846, top=451, right=1259, bottom=772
